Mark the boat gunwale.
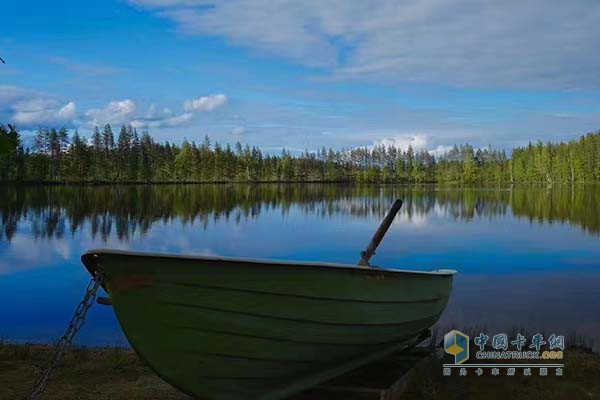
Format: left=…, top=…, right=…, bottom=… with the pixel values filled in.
left=81, top=248, right=457, bottom=277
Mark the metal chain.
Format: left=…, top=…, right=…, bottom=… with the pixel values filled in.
left=27, top=268, right=104, bottom=400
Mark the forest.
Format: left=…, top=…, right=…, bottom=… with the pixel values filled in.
left=0, top=123, right=599, bottom=184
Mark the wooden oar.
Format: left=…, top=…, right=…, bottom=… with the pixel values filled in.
left=358, top=199, right=403, bottom=267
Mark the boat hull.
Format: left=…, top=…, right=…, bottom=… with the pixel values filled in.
left=82, top=250, right=455, bottom=400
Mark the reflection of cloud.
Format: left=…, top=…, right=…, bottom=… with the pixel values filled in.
left=397, top=212, right=428, bottom=229
left=54, top=240, right=72, bottom=260
left=0, top=233, right=72, bottom=275
left=10, top=234, right=48, bottom=261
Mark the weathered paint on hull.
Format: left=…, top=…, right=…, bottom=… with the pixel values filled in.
left=82, top=250, right=455, bottom=400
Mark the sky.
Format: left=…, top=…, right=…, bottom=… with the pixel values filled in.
left=1, top=0, right=600, bottom=154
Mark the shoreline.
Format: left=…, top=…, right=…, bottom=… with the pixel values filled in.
left=2, top=181, right=599, bottom=188
left=2, top=342, right=598, bottom=399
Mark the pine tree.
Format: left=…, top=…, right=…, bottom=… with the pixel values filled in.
left=3, top=124, right=600, bottom=185
left=0, top=124, right=21, bottom=181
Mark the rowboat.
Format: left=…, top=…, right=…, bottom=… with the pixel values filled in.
left=80, top=201, right=456, bottom=399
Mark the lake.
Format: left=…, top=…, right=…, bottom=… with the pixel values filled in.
left=1, top=184, right=599, bottom=350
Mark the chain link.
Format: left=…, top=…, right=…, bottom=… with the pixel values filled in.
left=27, top=268, right=105, bottom=400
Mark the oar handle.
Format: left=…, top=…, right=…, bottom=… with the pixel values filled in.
left=358, top=199, right=403, bottom=267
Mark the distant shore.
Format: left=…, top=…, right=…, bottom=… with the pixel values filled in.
left=2, top=180, right=598, bottom=187
left=2, top=342, right=598, bottom=400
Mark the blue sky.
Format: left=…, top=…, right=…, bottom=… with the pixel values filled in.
left=1, top=0, right=600, bottom=154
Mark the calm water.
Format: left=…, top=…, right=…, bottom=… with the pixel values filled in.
left=1, top=184, right=599, bottom=349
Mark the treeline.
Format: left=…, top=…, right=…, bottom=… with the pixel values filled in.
left=1, top=123, right=599, bottom=184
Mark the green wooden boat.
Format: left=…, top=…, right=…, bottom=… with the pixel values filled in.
left=82, top=250, right=455, bottom=400
left=81, top=201, right=455, bottom=399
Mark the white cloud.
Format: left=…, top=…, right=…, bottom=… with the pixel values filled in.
left=372, top=134, right=457, bottom=157
left=128, top=0, right=600, bottom=89
left=374, top=134, right=429, bottom=151
left=429, top=145, right=454, bottom=157
left=12, top=100, right=77, bottom=126
left=3, top=90, right=229, bottom=130
left=85, top=99, right=137, bottom=126
left=131, top=112, right=193, bottom=128
left=183, top=94, right=228, bottom=112
left=230, top=126, right=246, bottom=136
left=128, top=102, right=195, bottom=128
left=0, top=85, right=231, bottom=133
left=58, top=101, right=77, bottom=119
left=85, top=99, right=196, bottom=129
left=0, top=86, right=78, bottom=128
left=145, top=104, right=173, bottom=119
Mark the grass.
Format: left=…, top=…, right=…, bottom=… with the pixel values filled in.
left=0, top=342, right=188, bottom=400
left=0, top=341, right=598, bottom=399
left=409, top=326, right=599, bottom=400
left=402, top=348, right=600, bottom=400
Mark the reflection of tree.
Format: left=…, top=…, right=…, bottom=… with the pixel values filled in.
left=509, top=186, right=600, bottom=235
left=0, top=184, right=599, bottom=242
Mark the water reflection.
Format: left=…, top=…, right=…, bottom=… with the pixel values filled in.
left=1, top=184, right=599, bottom=350
left=2, top=184, right=600, bottom=242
